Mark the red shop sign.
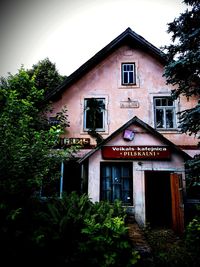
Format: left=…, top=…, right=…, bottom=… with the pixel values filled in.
left=102, top=146, right=171, bottom=160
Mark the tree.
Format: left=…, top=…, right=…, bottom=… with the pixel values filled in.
left=28, top=57, right=66, bottom=95
left=0, top=64, right=78, bottom=218
left=0, top=66, right=80, bottom=264
left=0, top=67, right=69, bottom=201
left=163, top=0, right=200, bottom=197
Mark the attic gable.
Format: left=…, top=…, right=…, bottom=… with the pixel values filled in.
left=78, top=116, right=191, bottom=163
left=46, top=27, right=166, bottom=101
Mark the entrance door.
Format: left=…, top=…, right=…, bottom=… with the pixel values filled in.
left=100, top=162, right=133, bottom=205
left=145, top=171, right=172, bottom=228
left=170, top=173, right=184, bottom=234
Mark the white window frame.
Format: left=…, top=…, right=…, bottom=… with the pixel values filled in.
left=154, top=96, right=176, bottom=130
left=121, top=63, right=136, bottom=85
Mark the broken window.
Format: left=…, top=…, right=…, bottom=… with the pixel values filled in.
left=154, top=97, right=176, bottom=129
left=84, top=98, right=105, bottom=131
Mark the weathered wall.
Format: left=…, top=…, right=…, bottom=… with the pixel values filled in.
left=87, top=123, right=186, bottom=226
left=50, top=45, right=198, bottom=155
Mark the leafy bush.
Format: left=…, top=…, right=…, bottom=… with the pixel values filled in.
left=1, top=192, right=139, bottom=267
left=79, top=200, right=138, bottom=267
left=185, top=216, right=200, bottom=256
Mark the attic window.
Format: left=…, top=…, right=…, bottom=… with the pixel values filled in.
left=121, top=63, right=136, bottom=85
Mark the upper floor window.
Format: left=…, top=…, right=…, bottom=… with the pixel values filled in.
left=154, top=97, right=176, bottom=129
left=121, top=63, right=136, bottom=85
left=84, top=98, right=105, bottom=131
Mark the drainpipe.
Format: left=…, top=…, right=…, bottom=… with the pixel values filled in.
left=59, top=161, right=64, bottom=199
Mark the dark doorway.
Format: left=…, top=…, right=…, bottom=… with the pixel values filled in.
left=145, top=171, right=172, bottom=228
left=63, top=160, right=81, bottom=194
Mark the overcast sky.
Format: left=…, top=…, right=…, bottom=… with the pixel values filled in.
left=0, top=0, right=187, bottom=77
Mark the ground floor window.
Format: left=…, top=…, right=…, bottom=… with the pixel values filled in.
left=40, top=160, right=81, bottom=198
left=40, top=162, right=61, bottom=198
left=100, top=162, right=133, bottom=205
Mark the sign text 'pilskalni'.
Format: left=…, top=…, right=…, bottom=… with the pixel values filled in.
left=102, top=146, right=171, bottom=160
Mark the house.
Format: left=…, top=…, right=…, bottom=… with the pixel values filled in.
left=46, top=28, right=199, bottom=233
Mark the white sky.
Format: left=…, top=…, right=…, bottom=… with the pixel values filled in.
left=0, top=0, right=187, bottom=77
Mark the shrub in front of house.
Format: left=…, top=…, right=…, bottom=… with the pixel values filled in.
left=1, top=192, right=139, bottom=266
left=78, top=200, right=139, bottom=267
left=184, top=215, right=200, bottom=262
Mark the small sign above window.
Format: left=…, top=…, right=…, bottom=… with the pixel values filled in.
left=120, top=100, right=139, bottom=108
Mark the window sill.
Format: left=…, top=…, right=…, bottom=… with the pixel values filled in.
left=156, top=129, right=181, bottom=134
left=80, top=131, right=109, bottom=135
left=118, top=84, right=140, bottom=89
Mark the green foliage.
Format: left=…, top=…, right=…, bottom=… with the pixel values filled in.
left=185, top=216, right=200, bottom=254
left=28, top=57, right=66, bottom=95
left=78, top=199, right=136, bottom=267
left=185, top=154, right=200, bottom=198
left=0, top=68, right=68, bottom=201
left=162, top=0, right=200, bottom=193
left=163, top=1, right=200, bottom=98
left=1, top=192, right=138, bottom=266
left=0, top=64, right=79, bottom=266
left=80, top=215, right=133, bottom=266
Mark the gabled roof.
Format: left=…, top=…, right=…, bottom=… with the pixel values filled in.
left=46, top=27, right=166, bottom=101
left=78, top=116, right=191, bottom=163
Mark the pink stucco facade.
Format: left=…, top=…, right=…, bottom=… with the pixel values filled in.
left=51, top=44, right=198, bottom=156
left=86, top=123, right=186, bottom=226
